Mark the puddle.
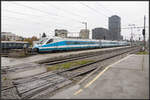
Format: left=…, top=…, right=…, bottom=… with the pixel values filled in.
left=8, top=67, right=47, bottom=80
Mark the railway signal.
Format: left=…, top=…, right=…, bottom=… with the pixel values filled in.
left=143, top=15, right=146, bottom=51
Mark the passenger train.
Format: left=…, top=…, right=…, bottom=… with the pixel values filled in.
left=32, top=37, right=130, bottom=53
left=1, top=41, right=29, bottom=49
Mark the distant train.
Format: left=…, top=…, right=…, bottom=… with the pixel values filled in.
left=32, top=37, right=130, bottom=53
left=1, top=41, right=29, bottom=49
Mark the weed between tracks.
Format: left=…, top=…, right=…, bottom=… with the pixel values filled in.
left=136, top=51, right=149, bottom=55
left=47, top=59, right=95, bottom=71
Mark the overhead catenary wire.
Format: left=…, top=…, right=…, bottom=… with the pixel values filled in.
left=41, top=3, right=87, bottom=20
left=3, top=9, right=43, bottom=18
left=4, top=2, right=110, bottom=30
left=11, top=2, right=83, bottom=23
left=12, top=2, right=58, bottom=17
left=3, top=9, right=77, bottom=27
left=3, top=13, right=84, bottom=36
left=3, top=16, right=43, bottom=25
left=3, top=15, right=80, bottom=31
left=79, top=2, right=109, bottom=18
left=78, top=2, right=109, bottom=29
left=2, top=2, right=148, bottom=39
left=97, top=3, right=115, bottom=15
left=3, top=6, right=86, bottom=32
left=96, top=2, right=148, bottom=29
left=121, top=26, right=148, bottom=29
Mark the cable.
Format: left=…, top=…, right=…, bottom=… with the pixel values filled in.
left=3, top=9, right=66, bottom=26
left=3, top=9, right=42, bottom=18
left=3, top=16, right=42, bottom=25
left=97, top=3, right=115, bottom=15
left=12, top=2, right=58, bottom=17
left=3, top=15, right=84, bottom=35
left=3, top=9, right=83, bottom=29
left=79, top=2, right=108, bottom=18
left=12, top=2, right=83, bottom=23
left=42, top=3, right=87, bottom=19
left=121, top=26, right=148, bottom=29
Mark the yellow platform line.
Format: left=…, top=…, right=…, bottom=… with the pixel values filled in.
left=74, top=89, right=83, bottom=95
left=84, top=66, right=110, bottom=88
left=84, top=54, right=133, bottom=88
left=73, top=54, right=133, bottom=95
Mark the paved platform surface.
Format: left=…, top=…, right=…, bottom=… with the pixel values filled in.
left=50, top=54, right=149, bottom=99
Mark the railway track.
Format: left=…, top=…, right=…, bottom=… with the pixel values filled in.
left=57, top=46, right=140, bottom=79
left=2, top=46, right=131, bottom=73
left=39, top=46, right=133, bottom=65
left=1, top=46, right=141, bottom=99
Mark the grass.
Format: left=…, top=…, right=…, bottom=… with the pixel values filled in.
left=47, top=59, right=95, bottom=71
left=2, top=77, right=7, bottom=81
left=136, top=51, right=149, bottom=55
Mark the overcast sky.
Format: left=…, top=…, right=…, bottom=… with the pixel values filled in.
left=2, top=1, right=149, bottom=40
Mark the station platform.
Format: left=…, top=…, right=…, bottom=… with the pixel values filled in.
left=50, top=54, right=149, bottom=99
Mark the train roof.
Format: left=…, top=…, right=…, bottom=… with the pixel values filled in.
left=1, top=41, right=29, bottom=43
left=40, top=36, right=127, bottom=42
left=55, top=36, right=101, bottom=41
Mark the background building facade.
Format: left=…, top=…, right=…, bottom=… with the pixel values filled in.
left=1, top=32, right=23, bottom=41
left=55, top=29, right=68, bottom=38
left=79, top=29, right=89, bottom=39
left=92, top=28, right=110, bottom=40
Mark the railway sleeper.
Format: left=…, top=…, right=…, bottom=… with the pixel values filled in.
left=20, top=78, right=71, bottom=99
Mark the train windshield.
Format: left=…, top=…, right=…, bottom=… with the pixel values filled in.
left=46, top=39, right=53, bottom=44
left=38, top=38, right=48, bottom=44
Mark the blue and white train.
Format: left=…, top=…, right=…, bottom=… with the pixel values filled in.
left=32, top=37, right=130, bottom=52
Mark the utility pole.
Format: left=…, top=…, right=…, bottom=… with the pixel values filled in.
left=142, top=15, right=146, bottom=51
left=82, top=22, right=87, bottom=30
left=81, top=22, right=88, bottom=39
left=128, top=24, right=135, bottom=46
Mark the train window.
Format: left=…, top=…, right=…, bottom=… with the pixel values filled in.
left=5, top=43, right=8, bottom=47
left=73, top=41, right=78, bottom=44
left=70, top=41, right=73, bottom=44
left=81, top=42, right=84, bottom=44
left=8, top=43, right=11, bottom=47
left=80, top=42, right=83, bottom=44
left=66, top=41, right=71, bottom=45
left=46, top=39, right=53, bottom=44
left=75, top=42, right=78, bottom=44
left=1, top=43, right=3, bottom=47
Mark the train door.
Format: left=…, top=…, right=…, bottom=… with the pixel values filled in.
left=45, top=39, right=54, bottom=51
left=99, top=40, right=102, bottom=48
left=53, top=39, right=58, bottom=51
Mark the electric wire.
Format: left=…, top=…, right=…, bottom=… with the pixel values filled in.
left=12, top=2, right=83, bottom=23
left=79, top=2, right=108, bottom=18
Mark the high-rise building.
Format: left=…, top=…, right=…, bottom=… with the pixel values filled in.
left=109, top=15, right=121, bottom=40
left=92, top=28, right=110, bottom=40
left=79, top=29, right=89, bottom=39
